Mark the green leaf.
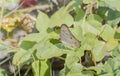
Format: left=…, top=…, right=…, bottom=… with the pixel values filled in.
left=65, top=51, right=80, bottom=69
left=106, top=57, right=120, bottom=72
left=112, top=47, right=120, bottom=57
left=86, top=15, right=103, bottom=34
left=114, top=32, right=120, bottom=40
left=75, top=46, right=86, bottom=58
left=32, top=60, right=40, bottom=76
left=106, top=10, right=120, bottom=27
left=22, top=33, right=48, bottom=43
left=70, top=22, right=83, bottom=41
left=103, top=61, right=113, bottom=73
left=109, top=57, right=120, bottom=76
left=36, top=11, right=50, bottom=32
left=116, top=70, right=120, bottom=76
left=119, top=45, right=120, bottom=52
left=82, top=70, right=95, bottom=76
left=50, top=7, right=74, bottom=27
left=60, top=63, right=84, bottom=76
left=89, top=61, right=114, bottom=76
left=87, top=14, right=103, bottom=23
left=32, top=60, right=51, bottom=76
left=105, top=39, right=118, bottom=51
left=66, top=0, right=83, bottom=12
left=87, top=21, right=102, bottom=33
left=35, top=41, right=64, bottom=59
left=99, top=73, right=114, bottom=76
left=20, top=41, right=36, bottom=50
left=63, top=46, right=84, bottom=69
left=75, top=8, right=85, bottom=21
left=97, top=7, right=108, bottom=19
left=97, top=7, right=120, bottom=26
left=79, top=20, right=101, bottom=35
left=100, top=25, right=115, bottom=41
left=99, top=0, right=120, bottom=11
left=0, top=68, right=7, bottom=76
left=48, top=31, right=59, bottom=39
left=12, top=49, right=32, bottom=66
left=83, top=33, right=98, bottom=47
left=93, top=41, right=106, bottom=61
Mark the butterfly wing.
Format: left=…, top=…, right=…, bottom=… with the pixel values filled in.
left=60, top=24, right=80, bottom=48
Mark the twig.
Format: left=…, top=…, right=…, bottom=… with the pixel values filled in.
left=4, top=4, right=52, bottom=18
left=17, top=5, right=52, bottom=13
left=4, top=2, right=23, bottom=18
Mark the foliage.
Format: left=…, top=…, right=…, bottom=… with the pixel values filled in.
left=0, top=0, right=120, bottom=76
left=0, top=68, right=7, bottom=76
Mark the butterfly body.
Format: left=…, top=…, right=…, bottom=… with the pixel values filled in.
left=60, top=24, right=80, bottom=48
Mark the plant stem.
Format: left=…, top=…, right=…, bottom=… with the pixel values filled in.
left=24, top=65, right=32, bottom=76
left=0, top=55, right=12, bottom=65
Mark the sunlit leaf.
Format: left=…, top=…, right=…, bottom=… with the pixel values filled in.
left=83, top=33, right=98, bottom=47
left=70, top=22, right=83, bottom=41
left=22, top=33, right=48, bottom=43
left=32, top=60, right=40, bottom=76
left=50, top=7, right=74, bottom=27
left=65, top=52, right=80, bottom=69
left=35, top=41, right=64, bottom=59
left=100, top=25, right=115, bottom=41
left=12, top=49, right=32, bottom=66
left=93, top=41, right=106, bottom=61
left=105, top=39, right=118, bottom=51
left=60, top=63, right=84, bottom=76
left=79, top=20, right=101, bottom=35
left=36, top=11, right=50, bottom=32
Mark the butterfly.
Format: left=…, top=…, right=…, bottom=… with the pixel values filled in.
left=60, top=24, right=81, bottom=48
left=60, top=24, right=96, bottom=67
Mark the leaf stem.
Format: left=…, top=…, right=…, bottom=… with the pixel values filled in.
left=24, top=65, right=32, bottom=76
left=0, top=55, right=12, bottom=65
